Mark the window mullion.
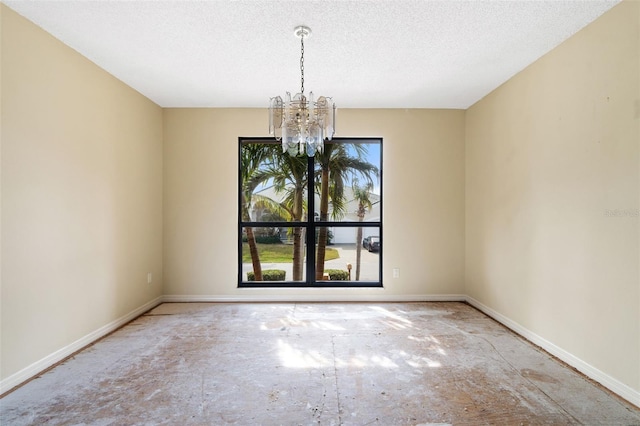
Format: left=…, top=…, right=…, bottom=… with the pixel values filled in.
left=306, top=154, right=315, bottom=284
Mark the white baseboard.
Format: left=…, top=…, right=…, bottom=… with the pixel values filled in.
left=161, top=293, right=467, bottom=303
left=0, top=296, right=163, bottom=396
left=465, top=296, right=640, bottom=408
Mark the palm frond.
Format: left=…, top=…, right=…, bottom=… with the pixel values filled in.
left=252, top=195, right=294, bottom=221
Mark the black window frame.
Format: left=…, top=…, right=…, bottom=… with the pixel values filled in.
left=238, top=137, right=383, bottom=288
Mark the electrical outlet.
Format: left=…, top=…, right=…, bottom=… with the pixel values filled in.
left=147, top=273, right=152, bottom=284
left=393, top=268, right=400, bottom=278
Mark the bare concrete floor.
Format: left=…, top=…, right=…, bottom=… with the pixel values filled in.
left=1, top=302, right=639, bottom=425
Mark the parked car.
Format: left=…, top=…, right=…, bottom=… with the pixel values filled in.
left=362, top=236, right=380, bottom=252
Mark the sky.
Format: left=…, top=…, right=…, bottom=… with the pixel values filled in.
left=346, top=142, right=381, bottom=195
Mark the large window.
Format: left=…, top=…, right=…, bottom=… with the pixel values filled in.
left=238, top=137, right=382, bottom=287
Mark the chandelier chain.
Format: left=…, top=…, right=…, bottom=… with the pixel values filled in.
left=300, top=35, right=305, bottom=95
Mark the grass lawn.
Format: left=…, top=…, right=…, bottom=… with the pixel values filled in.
left=242, top=243, right=339, bottom=263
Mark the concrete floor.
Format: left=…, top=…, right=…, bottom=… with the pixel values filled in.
left=1, top=302, right=639, bottom=425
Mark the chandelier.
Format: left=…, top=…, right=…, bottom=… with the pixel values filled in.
left=269, top=26, right=336, bottom=157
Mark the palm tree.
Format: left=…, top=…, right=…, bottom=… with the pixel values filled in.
left=315, top=144, right=379, bottom=281
left=352, top=179, right=374, bottom=281
left=240, top=144, right=275, bottom=281
left=251, top=151, right=308, bottom=281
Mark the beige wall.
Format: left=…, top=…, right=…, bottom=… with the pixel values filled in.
left=1, top=6, right=163, bottom=381
left=163, top=108, right=465, bottom=299
left=465, top=0, right=639, bottom=394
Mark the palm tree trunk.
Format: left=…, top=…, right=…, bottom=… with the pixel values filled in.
left=315, top=164, right=330, bottom=281
left=291, top=186, right=304, bottom=281
left=355, top=219, right=363, bottom=281
left=292, top=228, right=303, bottom=280
left=241, top=193, right=262, bottom=281
left=245, top=227, right=262, bottom=281
left=353, top=188, right=371, bottom=281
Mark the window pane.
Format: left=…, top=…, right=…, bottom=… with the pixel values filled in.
left=313, top=141, right=380, bottom=223
left=241, top=226, right=306, bottom=282
left=240, top=142, right=308, bottom=223
left=315, top=226, right=380, bottom=282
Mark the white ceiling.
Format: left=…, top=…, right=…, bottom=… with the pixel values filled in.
left=3, top=0, right=620, bottom=109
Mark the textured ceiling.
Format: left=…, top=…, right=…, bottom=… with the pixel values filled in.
left=3, top=0, right=620, bottom=108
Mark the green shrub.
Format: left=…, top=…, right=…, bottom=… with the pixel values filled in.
left=246, top=269, right=286, bottom=281
left=255, top=235, right=282, bottom=244
left=324, top=269, right=349, bottom=281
